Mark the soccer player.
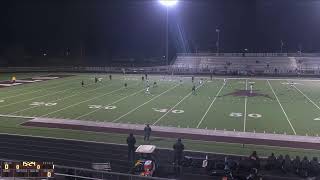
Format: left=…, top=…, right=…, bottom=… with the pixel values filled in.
left=146, top=84, right=150, bottom=94
left=124, top=82, right=127, bottom=88
left=192, top=85, right=196, bottom=95
left=199, top=78, right=203, bottom=85
left=250, top=83, right=253, bottom=94
left=145, top=73, right=148, bottom=80
left=146, top=80, right=150, bottom=94
left=192, top=76, right=194, bottom=83
left=95, top=76, right=98, bottom=83
left=11, top=76, right=16, bottom=83
left=109, top=74, right=112, bottom=80
left=290, top=81, right=294, bottom=88
left=223, top=78, right=226, bottom=84
left=210, top=74, right=213, bottom=81
left=142, top=76, right=145, bottom=81
left=81, top=80, right=84, bottom=87
left=153, top=81, right=157, bottom=88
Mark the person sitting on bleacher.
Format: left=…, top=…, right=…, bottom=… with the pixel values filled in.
left=292, top=156, right=301, bottom=175
left=283, top=154, right=292, bottom=174
left=265, top=153, right=276, bottom=170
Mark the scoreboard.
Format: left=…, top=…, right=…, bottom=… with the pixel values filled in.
left=1, top=161, right=54, bottom=178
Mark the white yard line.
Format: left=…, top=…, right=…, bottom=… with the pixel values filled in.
left=293, top=85, right=320, bottom=111
left=0, top=82, right=80, bottom=109
left=0, top=114, right=35, bottom=119
left=267, top=80, right=297, bottom=135
left=9, top=82, right=111, bottom=115
left=40, top=86, right=126, bottom=118
left=75, top=88, right=145, bottom=120
left=152, top=83, right=205, bottom=126
left=112, top=84, right=179, bottom=122
left=212, top=77, right=320, bottom=82
left=244, top=79, right=248, bottom=132
left=196, top=82, right=226, bottom=128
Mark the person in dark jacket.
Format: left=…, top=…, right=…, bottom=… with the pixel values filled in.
left=249, top=151, right=260, bottom=169
left=310, top=157, right=320, bottom=177
left=283, top=154, right=292, bottom=174
left=292, top=156, right=301, bottom=174
left=300, top=156, right=310, bottom=177
left=173, top=138, right=184, bottom=165
left=126, top=133, right=136, bottom=162
left=265, top=153, right=276, bottom=170
left=144, top=124, right=152, bottom=141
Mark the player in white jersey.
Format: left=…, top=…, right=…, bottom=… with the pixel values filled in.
left=290, top=81, right=294, bottom=88
left=250, top=84, right=253, bottom=94
left=145, top=80, right=150, bottom=94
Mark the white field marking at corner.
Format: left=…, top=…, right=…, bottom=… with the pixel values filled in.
left=39, top=86, right=126, bottom=118
left=112, top=84, right=180, bottom=122
left=292, top=84, right=320, bottom=111
left=0, top=76, right=80, bottom=100
left=197, top=82, right=226, bottom=128
left=75, top=88, right=145, bottom=120
left=267, top=80, right=297, bottom=135
left=244, top=79, right=248, bottom=132
left=152, top=83, right=205, bottom=126
left=0, top=81, right=82, bottom=109
left=9, top=82, right=111, bottom=115
left=0, top=100, right=4, bottom=103
left=0, top=114, right=35, bottom=119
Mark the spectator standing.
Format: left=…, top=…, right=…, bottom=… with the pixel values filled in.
left=126, top=133, right=136, bottom=163
left=249, top=151, right=260, bottom=169
left=283, top=155, right=292, bottom=174
left=265, top=153, right=276, bottom=170
left=144, top=124, right=152, bottom=141
left=310, top=157, right=319, bottom=177
left=292, top=156, right=301, bottom=174
left=173, top=138, right=184, bottom=165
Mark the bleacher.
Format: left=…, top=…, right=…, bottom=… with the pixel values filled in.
left=172, top=53, right=320, bottom=75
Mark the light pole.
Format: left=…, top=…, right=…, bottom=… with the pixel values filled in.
left=216, top=28, right=220, bottom=55
left=159, top=0, right=178, bottom=67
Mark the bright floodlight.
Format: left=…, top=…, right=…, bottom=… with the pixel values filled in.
left=159, top=0, right=178, bottom=7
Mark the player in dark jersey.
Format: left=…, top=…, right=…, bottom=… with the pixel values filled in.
left=153, top=81, right=157, bottom=88
left=95, top=76, right=98, bottom=83
left=124, top=82, right=128, bottom=88
left=142, top=76, right=145, bottom=81
left=192, top=76, right=194, bottom=83
left=192, top=85, right=196, bottom=95
left=81, top=80, right=84, bottom=87
left=109, top=74, right=112, bottom=80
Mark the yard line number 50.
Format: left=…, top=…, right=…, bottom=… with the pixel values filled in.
left=229, top=112, right=262, bottom=118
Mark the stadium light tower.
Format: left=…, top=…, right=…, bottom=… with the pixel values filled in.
left=159, top=0, right=178, bottom=68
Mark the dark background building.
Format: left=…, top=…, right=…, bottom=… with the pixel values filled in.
left=1, top=0, right=320, bottom=66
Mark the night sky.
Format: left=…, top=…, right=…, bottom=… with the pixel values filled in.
left=2, top=0, right=320, bottom=60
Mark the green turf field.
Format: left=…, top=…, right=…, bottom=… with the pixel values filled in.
left=0, top=73, right=320, bottom=157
